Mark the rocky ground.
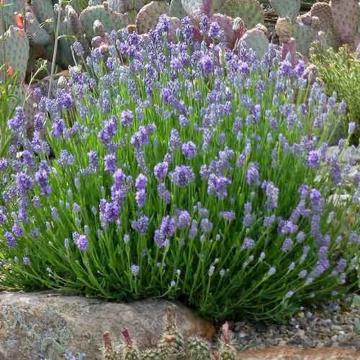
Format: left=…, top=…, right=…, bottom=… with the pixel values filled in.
left=231, top=295, right=360, bottom=358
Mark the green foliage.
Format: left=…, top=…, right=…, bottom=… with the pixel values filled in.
left=0, top=68, right=18, bottom=157
left=311, top=45, right=360, bottom=144
left=0, top=29, right=359, bottom=323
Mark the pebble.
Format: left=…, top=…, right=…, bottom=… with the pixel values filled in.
left=232, top=295, right=360, bottom=351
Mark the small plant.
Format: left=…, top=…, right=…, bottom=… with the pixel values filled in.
left=311, top=45, right=360, bottom=144
left=0, top=18, right=359, bottom=322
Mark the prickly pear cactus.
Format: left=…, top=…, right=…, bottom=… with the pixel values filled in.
left=181, top=0, right=221, bottom=16
left=269, top=0, right=300, bottom=19
left=25, top=10, right=51, bottom=46
left=211, top=13, right=237, bottom=48
left=136, top=1, right=170, bottom=34
left=310, top=2, right=338, bottom=48
left=293, top=19, right=317, bottom=57
left=30, top=0, right=54, bottom=25
left=218, top=0, right=264, bottom=28
left=187, top=337, right=211, bottom=360
left=330, top=0, right=360, bottom=46
left=57, top=5, right=83, bottom=67
left=79, top=4, right=128, bottom=39
left=0, top=25, right=29, bottom=82
left=237, top=27, right=269, bottom=58
left=170, top=0, right=187, bottom=18
left=0, top=0, right=25, bottom=34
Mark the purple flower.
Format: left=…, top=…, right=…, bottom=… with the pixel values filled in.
left=57, top=91, right=73, bottom=109
left=348, top=122, right=356, bottom=135
left=207, top=174, right=231, bottom=199
left=154, top=162, right=168, bottom=181
left=170, top=165, right=195, bottom=187
left=131, top=264, right=140, bottom=276
left=131, top=215, right=149, bottom=235
left=135, top=189, right=146, bottom=208
left=0, top=158, right=8, bottom=171
left=279, top=220, right=298, bottom=235
left=177, top=210, right=191, bottom=229
left=58, top=150, right=75, bottom=166
left=262, top=181, right=279, bottom=210
left=169, top=129, right=181, bottom=151
left=5, top=232, right=16, bottom=247
left=219, top=211, right=236, bottom=221
left=246, top=163, right=260, bottom=186
left=16, top=172, right=33, bottom=195
left=182, top=141, right=197, bottom=159
left=208, top=22, right=221, bottom=39
left=160, top=215, right=176, bottom=238
left=154, top=229, right=167, bottom=248
left=104, top=154, right=116, bottom=173
left=73, top=233, right=88, bottom=251
left=157, top=183, right=171, bottom=204
left=200, top=55, right=214, bottom=75
left=99, top=200, right=120, bottom=224
left=200, top=218, right=213, bottom=233
left=242, top=237, right=255, bottom=250
left=8, top=107, right=25, bottom=132
left=135, top=174, right=147, bottom=190
left=121, top=110, right=134, bottom=127
left=307, top=150, right=321, bottom=168
left=99, top=116, right=117, bottom=144
left=72, top=41, right=84, bottom=56
left=52, top=119, right=65, bottom=138
left=12, top=223, right=23, bottom=237
left=281, top=238, right=293, bottom=252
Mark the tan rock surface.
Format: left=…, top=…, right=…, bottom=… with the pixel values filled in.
left=0, top=291, right=215, bottom=360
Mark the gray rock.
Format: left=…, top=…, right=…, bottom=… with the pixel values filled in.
left=0, top=291, right=215, bottom=360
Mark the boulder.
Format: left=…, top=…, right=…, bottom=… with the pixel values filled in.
left=0, top=291, right=215, bottom=360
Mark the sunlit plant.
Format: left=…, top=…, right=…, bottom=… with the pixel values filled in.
left=0, top=16, right=359, bottom=322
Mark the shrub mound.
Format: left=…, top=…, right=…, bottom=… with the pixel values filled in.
left=0, top=18, right=359, bottom=322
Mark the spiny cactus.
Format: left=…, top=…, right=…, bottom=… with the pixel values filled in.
left=79, top=3, right=128, bottom=39
left=25, top=9, right=51, bottom=46
left=141, top=348, right=163, bottom=360
left=0, top=0, right=24, bottom=32
left=102, top=331, right=117, bottom=360
left=158, top=306, right=186, bottom=359
left=330, top=0, right=360, bottom=47
left=136, top=1, right=170, bottom=34
left=186, top=336, right=211, bottom=360
left=30, top=0, right=54, bottom=25
left=269, top=0, right=300, bottom=19
left=218, top=0, right=264, bottom=29
left=0, top=25, right=29, bottom=83
left=218, top=322, right=236, bottom=360
left=120, top=329, right=141, bottom=360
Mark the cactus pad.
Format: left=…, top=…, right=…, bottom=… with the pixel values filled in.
left=0, top=25, right=29, bottom=82
left=238, top=27, right=269, bottom=58
left=169, top=0, right=187, bottom=19
left=330, top=0, right=360, bottom=46
left=136, top=1, right=170, bottom=34
left=25, top=10, right=51, bottom=46
left=187, top=337, right=211, bottom=360
left=218, top=0, right=264, bottom=28
left=30, top=0, right=54, bottom=25
left=269, top=0, right=300, bottom=19
left=79, top=4, right=128, bottom=38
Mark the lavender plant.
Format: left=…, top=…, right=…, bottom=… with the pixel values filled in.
left=0, top=16, right=359, bottom=322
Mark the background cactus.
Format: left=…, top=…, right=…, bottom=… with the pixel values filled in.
left=218, top=0, right=264, bottom=29
left=136, top=1, right=170, bottom=34
left=330, top=0, right=360, bottom=48
left=237, top=27, right=269, bottom=58
left=0, top=25, right=29, bottom=83
left=100, top=309, right=242, bottom=360
left=269, top=0, right=300, bottom=19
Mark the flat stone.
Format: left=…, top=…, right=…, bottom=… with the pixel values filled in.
left=0, top=291, right=215, bottom=360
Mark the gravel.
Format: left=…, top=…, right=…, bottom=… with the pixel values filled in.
left=230, top=295, right=360, bottom=351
